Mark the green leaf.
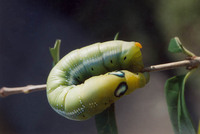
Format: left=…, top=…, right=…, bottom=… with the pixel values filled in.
left=49, top=39, right=61, bottom=66
left=95, top=104, right=118, bottom=134
left=114, top=32, right=119, bottom=40
left=168, top=37, right=195, bottom=56
left=165, top=71, right=196, bottom=134
left=168, top=37, right=183, bottom=53
left=198, top=121, right=200, bottom=134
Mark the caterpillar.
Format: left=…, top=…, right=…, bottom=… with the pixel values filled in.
left=46, top=40, right=149, bottom=121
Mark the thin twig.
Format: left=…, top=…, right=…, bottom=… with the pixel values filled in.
left=1, top=57, right=200, bottom=97
left=0, top=84, right=46, bottom=97
left=142, top=56, right=200, bottom=72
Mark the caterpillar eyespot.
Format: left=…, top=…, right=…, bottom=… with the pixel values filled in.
left=46, top=40, right=149, bottom=121
left=114, top=82, right=128, bottom=97
left=108, top=71, right=125, bottom=77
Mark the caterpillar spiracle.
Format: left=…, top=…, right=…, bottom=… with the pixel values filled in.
left=46, top=40, right=149, bottom=121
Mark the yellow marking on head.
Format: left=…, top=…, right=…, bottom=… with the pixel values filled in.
left=135, top=42, right=142, bottom=48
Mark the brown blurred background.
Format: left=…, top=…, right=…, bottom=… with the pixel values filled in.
left=0, top=0, right=200, bottom=134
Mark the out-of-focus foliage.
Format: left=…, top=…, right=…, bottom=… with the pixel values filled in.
left=155, top=2, right=200, bottom=128
left=156, top=0, right=200, bottom=55
left=165, top=72, right=196, bottom=134
left=95, top=104, right=118, bottom=134
left=166, top=38, right=198, bottom=134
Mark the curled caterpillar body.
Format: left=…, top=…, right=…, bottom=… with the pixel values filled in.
left=46, top=40, right=149, bottom=121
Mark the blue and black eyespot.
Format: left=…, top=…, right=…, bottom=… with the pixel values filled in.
left=108, top=71, right=125, bottom=78
left=114, top=82, right=128, bottom=97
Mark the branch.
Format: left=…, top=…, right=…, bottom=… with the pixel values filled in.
left=142, top=56, right=200, bottom=72
left=1, top=57, right=200, bottom=97
left=0, top=84, right=46, bottom=97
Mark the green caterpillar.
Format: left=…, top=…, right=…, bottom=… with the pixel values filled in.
left=46, top=40, right=149, bottom=121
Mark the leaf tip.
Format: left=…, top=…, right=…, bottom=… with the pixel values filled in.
left=49, top=39, right=61, bottom=66
left=114, top=32, right=119, bottom=40
left=168, top=37, right=183, bottom=53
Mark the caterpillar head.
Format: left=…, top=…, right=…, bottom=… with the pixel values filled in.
left=120, top=41, right=144, bottom=72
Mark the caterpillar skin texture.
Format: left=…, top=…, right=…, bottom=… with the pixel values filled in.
left=46, top=40, right=149, bottom=121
